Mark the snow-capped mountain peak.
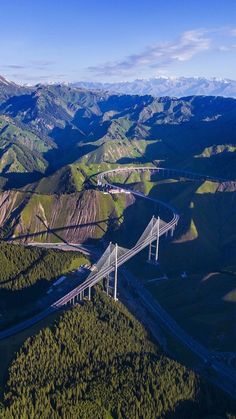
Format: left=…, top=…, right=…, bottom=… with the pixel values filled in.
left=71, top=76, right=236, bottom=98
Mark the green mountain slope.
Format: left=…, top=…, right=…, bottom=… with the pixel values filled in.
left=0, top=76, right=29, bottom=101
left=0, top=83, right=235, bottom=183
left=0, top=187, right=131, bottom=244
left=0, top=115, right=52, bottom=188
left=2, top=290, right=234, bottom=418
left=0, top=140, right=47, bottom=174
left=0, top=115, right=51, bottom=153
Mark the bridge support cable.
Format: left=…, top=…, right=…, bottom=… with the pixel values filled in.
left=105, top=244, right=128, bottom=298
left=148, top=216, right=156, bottom=261
left=86, top=242, right=114, bottom=282
left=136, top=216, right=158, bottom=247
left=82, top=241, right=128, bottom=301
left=148, top=216, right=160, bottom=265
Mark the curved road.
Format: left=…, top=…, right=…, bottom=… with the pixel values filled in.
left=0, top=166, right=235, bottom=399
left=0, top=165, right=227, bottom=333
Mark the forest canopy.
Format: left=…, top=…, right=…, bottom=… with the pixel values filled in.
left=1, top=291, right=235, bottom=418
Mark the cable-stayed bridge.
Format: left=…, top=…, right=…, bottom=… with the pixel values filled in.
left=52, top=165, right=225, bottom=308
left=52, top=214, right=175, bottom=307
left=0, top=166, right=226, bottom=338
left=1, top=166, right=235, bottom=400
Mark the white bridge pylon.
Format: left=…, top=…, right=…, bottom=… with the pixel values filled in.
left=148, top=216, right=160, bottom=264
left=87, top=216, right=162, bottom=298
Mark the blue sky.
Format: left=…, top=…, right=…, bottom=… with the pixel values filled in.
left=0, top=0, right=236, bottom=84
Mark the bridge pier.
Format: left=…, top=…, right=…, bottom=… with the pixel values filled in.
left=114, top=243, right=118, bottom=301
left=106, top=276, right=110, bottom=295
left=88, top=286, right=91, bottom=301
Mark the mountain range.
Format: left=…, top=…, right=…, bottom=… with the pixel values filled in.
left=0, top=74, right=235, bottom=274
left=0, top=72, right=235, bottom=419
left=72, top=77, right=236, bottom=98
left=0, top=75, right=236, bottom=190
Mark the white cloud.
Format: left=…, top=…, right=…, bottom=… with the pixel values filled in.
left=88, top=29, right=211, bottom=77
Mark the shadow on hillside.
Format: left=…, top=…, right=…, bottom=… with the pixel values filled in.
left=109, top=178, right=199, bottom=241
left=44, top=142, right=98, bottom=173
left=72, top=112, right=111, bottom=139
left=106, top=176, right=236, bottom=274
left=109, top=193, right=158, bottom=248
left=98, top=94, right=153, bottom=116
left=0, top=193, right=33, bottom=239
left=0, top=254, right=45, bottom=287
left=0, top=275, right=61, bottom=332
left=184, top=152, right=236, bottom=180
left=117, top=156, right=146, bottom=164
left=163, top=399, right=201, bottom=419
left=0, top=94, right=37, bottom=115
left=6, top=215, right=124, bottom=243
left=0, top=277, right=51, bottom=310
left=162, top=390, right=236, bottom=419
left=174, top=189, right=235, bottom=270
left=127, top=117, right=235, bottom=179
left=3, top=171, right=44, bottom=190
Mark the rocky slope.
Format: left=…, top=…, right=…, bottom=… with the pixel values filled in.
left=0, top=188, right=134, bottom=244
left=0, top=78, right=235, bottom=247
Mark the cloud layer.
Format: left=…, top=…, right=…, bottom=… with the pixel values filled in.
left=88, top=27, right=236, bottom=78
left=1, top=27, right=235, bottom=83
left=88, top=30, right=211, bottom=77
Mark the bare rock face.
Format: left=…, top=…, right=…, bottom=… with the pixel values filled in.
left=0, top=189, right=134, bottom=244
left=0, top=191, right=18, bottom=225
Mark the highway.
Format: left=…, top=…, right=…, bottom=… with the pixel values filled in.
left=52, top=165, right=225, bottom=307
left=97, top=165, right=229, bottom=185
left=0, top=165, right=235, bottom=400
left=120, top=267, right=236, bottom=399
left=26, top=242, right=97, bottom=257
left=0, top=166, right=225, bottom=330
left=0, top=307, right=56, bottom=339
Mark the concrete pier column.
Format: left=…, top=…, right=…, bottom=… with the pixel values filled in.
left=114, top=244, right=118, bottom=301
left=106, top=276, right=110, bottom=295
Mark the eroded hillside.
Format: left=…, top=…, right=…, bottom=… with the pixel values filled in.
left=0, top=188, right=134, bottom=243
